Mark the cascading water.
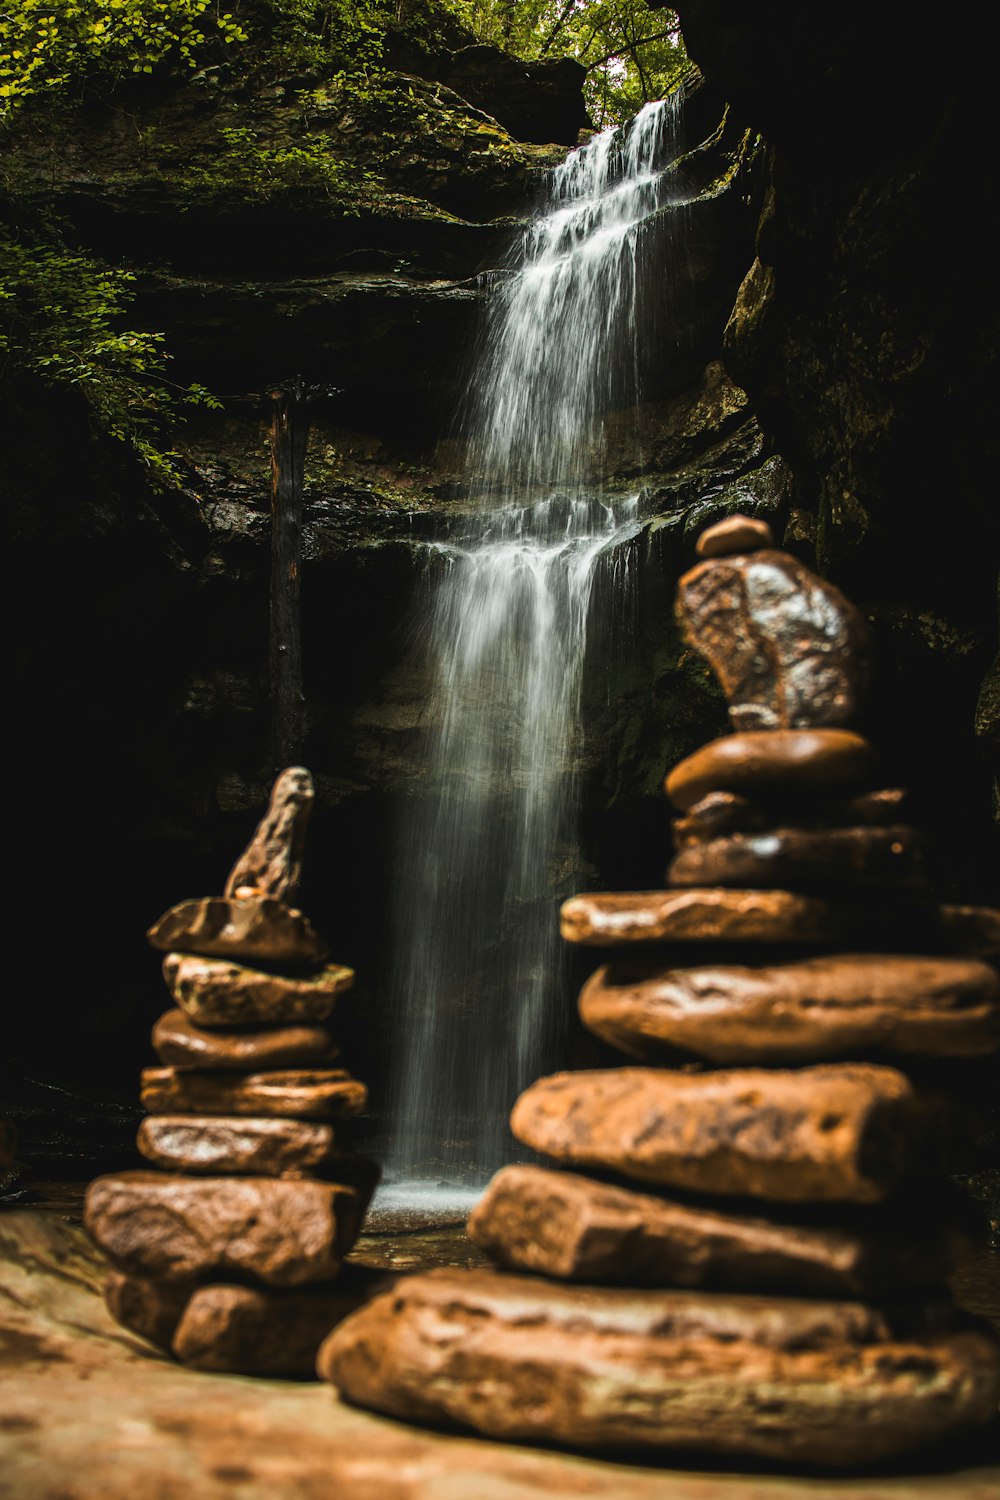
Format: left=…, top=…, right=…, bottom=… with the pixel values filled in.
left=379, top=95, right=688, bottom=1213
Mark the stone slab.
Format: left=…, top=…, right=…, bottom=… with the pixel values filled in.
left=104, top=1267, right=193, bottom=1350
left=668, top=824, right=927, bottom=891
left=510, top=1063, right=922, bottom=1203
left=173, top=1277, right=378, bottom=1376
left=579, top=953, right=1000, bottom=1063
left=560, top=887, right=868, bottom=946
left=163, top=951, right=353, bottom=1026
left=148, top=895, right=328, bottom=964
left=672, top=786, right=908, bottom=849
left=3, top=1211, right=999, bottom=1500
left=677, top=549, right=869, bottom=732
left=136, top=1114, right=346, bottom=1176
left=85, top=1172, right=365, bottom=1285
left=695, top=514, right=774, bottom=558
left=467, top=1165, right=953, bottom=1295
left=665, top=729, right=874, bottom=811
left=320, top=1268, right=1000, bottom=1466
left=140, top=1066, right=368, bottom=1119
left=223, top=765, right=314, bottom=903
left=152, top=1009, right=338, bottom=1070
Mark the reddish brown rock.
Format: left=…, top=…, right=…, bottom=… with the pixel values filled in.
left=672, top=787, right=908, bottom=850
left=510, top=1064, right=923, bottom=1203
left=668, top=824, right=926, bottom=891
left=665, top=729, right=874, bottom=811
left=147, top=895, right=328, bottom=964
left=139, top=1067, right=368, bottom=1120
left=173, top=1277, right=378, bottom=1375
left=85, top=1172, right=365, bottom=1285
left=136, top=1114, right=346, bottom=1176
left=677, top=548, right=869, bottom=731
left=163, top=952, right=353, bottom=1027
left=560, top=887, right=866, bottom=946
left=152, top=1009, right=338, bottom=1071
left=695, top=514, right=774, bottom=558
left=319, top=1268, right=1000, bottom=1465
left=103, top=1269, right=192, bottom=1352
left=466, top=1165, right=952, bottom=1295
left=223, top=766, right=314, bottom=904
left=579, top=953, right=1000, bottom=1064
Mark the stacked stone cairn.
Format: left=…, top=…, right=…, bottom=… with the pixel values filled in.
left=319, top=516, right=1000, bottom=1466
left=85, top=768, right=379, bottom=1376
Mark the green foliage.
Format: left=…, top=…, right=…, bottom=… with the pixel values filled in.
left=178, top=122, right=380, bottom=206
left=442, top=1, right=688, bottom=126
left=0, top=227, right=220, bottom=484
left=251, top=0, right=390, bottom=84
left=0, top=1, right=248, bottom=118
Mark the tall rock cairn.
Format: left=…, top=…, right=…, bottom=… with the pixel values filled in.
left=320, top=516, right=1000, bottom=1467
left=86, top=768, right=378, bottom=1377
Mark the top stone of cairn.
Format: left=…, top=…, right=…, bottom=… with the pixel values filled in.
left=679, top=515, right=869, bottom=732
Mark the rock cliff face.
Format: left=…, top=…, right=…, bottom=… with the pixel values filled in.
left=6, top=27, right=765, bottom=1173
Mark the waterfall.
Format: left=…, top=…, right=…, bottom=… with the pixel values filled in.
left=379, top=96, right=687, bottom=1209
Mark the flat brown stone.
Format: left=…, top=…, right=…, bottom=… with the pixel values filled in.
left=173, top=1277, right=377, bottom=1376
left=560, top=887, right=863, bottom=946
left=152, top=1009, right=338, bottom=1071
left=579, top=953, right=1000, bottom=1064
left=163, top=952, right=353, bottom=1026
left=85, top=1172, right=365, bottom=1285
left=104, top=1268, right=192, bottom=1351
left=939, top=904, right=1000, bottom=959
left=223, top=766, right=314, bottom=904
left=673, top=787, right=908, bottom=850
left=320, top=1268, right=1000, bottom=1466
left=510, top=1063, right=922, bottom=1203
left=665, top=730, right=874, bottom=811
left=669, top=824, right=927, bottom=891
left=137, top=1114, right=344, bottom=1176
left=695, top=514, right=774, bottom=558
left=140, top=1067, right=368, bottom=1120
left=467, top=1165, right=952, bottom=1295
left=677, top=550, right=869, bottom=731
left=148, top=895, right=328, bottom=964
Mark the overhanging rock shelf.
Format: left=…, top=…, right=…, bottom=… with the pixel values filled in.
left=320, top=514, right=1000, bottom=1468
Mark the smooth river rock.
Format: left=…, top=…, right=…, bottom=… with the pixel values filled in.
left=665, top=729, right=874, bottom=811
left=137, top=1114, right=346, bottom=1176
left=152, top=1009, right=338, bottom=1071
left=163, top=951, right=353, bottom=1026
left=223, top=765, right=314, bottom=904
left=319, top=1268, right=1000, bottom=1466
left=104, top=1267, right=193, bottom=1351
left=677, top=549, right=869, bottom=732
left=560, top=887, right=872, bottom=946
left=85, top=1172, right=366, bottom=1285
left=148, top=895, right=328, bottom=964
left=510, top=1063, right=922, bottom=1203
left=695, top=513, right=774, bottom=558
left=668, top=824, right=927, bottom=892
left=466, top=1165, right=952, bottom=1295
left=173, top=1278, right=377, bottom=1376
left=671, top=786, right=908, bottom=850
left=140, top=1067, right=368, bottom=1120
left=578, top=953, right=1000, bottom=1064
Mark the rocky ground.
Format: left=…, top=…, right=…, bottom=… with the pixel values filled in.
left=1, top=1205, right=997, bottom=1499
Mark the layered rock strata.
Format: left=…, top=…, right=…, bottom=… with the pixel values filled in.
left=320, top=516, right=1000, bottom=1466
left=86, top=768, right=378, bottom=1375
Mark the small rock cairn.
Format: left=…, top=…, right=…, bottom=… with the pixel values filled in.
left=320, top=516, right=1000, bottom=1467
left=86, top=768, right=378, bottom=1377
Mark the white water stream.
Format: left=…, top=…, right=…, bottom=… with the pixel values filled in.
left=379, top=97, right=686, bottom=1209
